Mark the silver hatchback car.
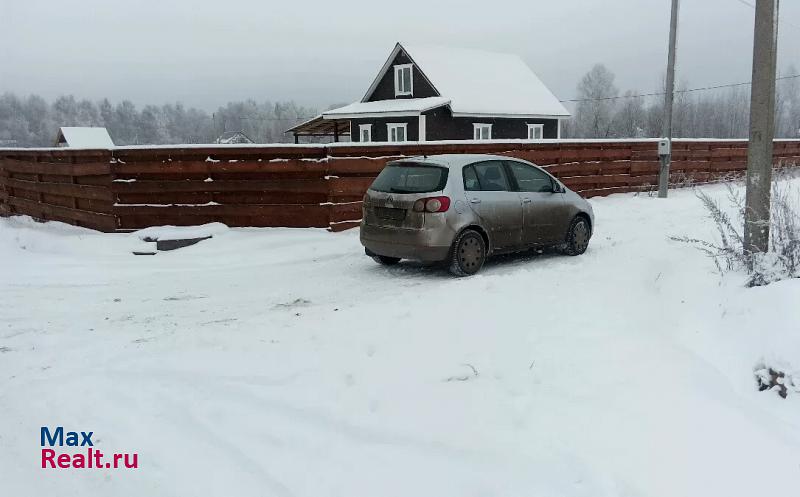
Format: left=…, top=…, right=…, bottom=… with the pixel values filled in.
left=360, top=154, right=594, bottom=276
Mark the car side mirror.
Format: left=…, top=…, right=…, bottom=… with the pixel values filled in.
left=553, top=184, right=565, bottom=194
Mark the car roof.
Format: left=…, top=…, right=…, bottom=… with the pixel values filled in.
left=390, top=154, right=532, bottom=169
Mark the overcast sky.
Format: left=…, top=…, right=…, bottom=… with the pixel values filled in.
left=2, top=0, right=800, bottom=111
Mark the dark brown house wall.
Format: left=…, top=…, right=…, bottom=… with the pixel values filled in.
left=365, top=49, right=439, bottom=102
left=423, top=107, right=560, bottom=140
left=349, top=108, right=561, bottom=142
left=350, top=117, right=419, bottom=142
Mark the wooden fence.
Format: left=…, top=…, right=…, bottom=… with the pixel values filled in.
left=1, top=139, right=799, bottom=232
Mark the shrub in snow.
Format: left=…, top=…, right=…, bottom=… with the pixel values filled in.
left=671, top=169, right=800, bottom=287
left=755, top=364, right=800, bottom=398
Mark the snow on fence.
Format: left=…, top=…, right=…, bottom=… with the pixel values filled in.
left=1, top=139, right=799, bottom=232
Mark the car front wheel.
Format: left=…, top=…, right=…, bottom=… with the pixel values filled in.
left=565, top=216, right=591, bottom=256
left=448, top=229, right=486, bottom=276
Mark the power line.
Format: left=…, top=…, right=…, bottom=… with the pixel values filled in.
left=560, top=73, right=800, bottom=103
left=732, top=0, right=800, bottom=32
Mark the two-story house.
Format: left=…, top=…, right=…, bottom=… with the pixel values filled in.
left=289, top=42, right=569, bottom=143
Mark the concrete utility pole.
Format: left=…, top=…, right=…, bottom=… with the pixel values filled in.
left=744, top=0, right=780, bottom=256
left=658, top=0, right=680, bottom=198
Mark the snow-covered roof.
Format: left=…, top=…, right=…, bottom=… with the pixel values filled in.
left=216, top=131, right=254, bottom=144
left=362, top=43, right=570, bottom=118
left=56, top=127, right=115, bottom=148
left=323, top=96, right=450, bottom=119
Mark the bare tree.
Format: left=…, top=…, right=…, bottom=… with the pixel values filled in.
left=574, top=64, right=619, bottom=138
left=611, top=91, right=646, bottom=137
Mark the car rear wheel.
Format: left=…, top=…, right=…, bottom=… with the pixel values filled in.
left=449, top=229, right=486, bottom=276
left=565, top=216, right=591, bottom=256
left=372, top=255, right=401, bottom=265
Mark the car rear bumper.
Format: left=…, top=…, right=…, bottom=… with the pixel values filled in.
left=360, top=223, right=453, bottom=262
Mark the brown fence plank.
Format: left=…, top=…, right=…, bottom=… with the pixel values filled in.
left=8, top=197, right=117, bottom=230
left=112, top=146, right=326, bottom=163
left=327, top=157, right=389, bottom=175
left=112, top=159, right=329, bottom=176
left=113, top=161, right=210, bottom=175
left=114, top=191, right=328, bottom=205
left=114, top=203, right=325, bottom=215
left=209, top=159, right=328, bottom=174
left=1, top=159, right=110, bottom=176
left=328, top=177, right=375, bottom=197
left=670, top=160, right=712, bottom=173
left=75, top=175, right=112, bottom=186
left=75, top=198, right=114, bottom=214
left=111, top=179, right=329, bottom=195
left=114, top=204, right=329, bottom=229
left=629, top=162, right=660, bottom=175
left=580, top=186, right=639, bottom=197
left=1, top=177, right=113, bottom=201
left=329, top=202, right=363, bottom=223
left=545, top=163, right=601, bottom=176
left=329, top=221, right=361, bottom=232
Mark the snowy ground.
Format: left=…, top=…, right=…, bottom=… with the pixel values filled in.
left=1, top=180, right=799, bottom=497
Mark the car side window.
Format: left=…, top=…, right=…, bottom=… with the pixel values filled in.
left=471, top=161, right=511, bottom=191
left=463, top=165, right=481, bottom=191
left=506, top=161, right=554, bottom=193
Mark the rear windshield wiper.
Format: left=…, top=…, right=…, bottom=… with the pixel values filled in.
left=388, top=188, right=419, bottom=194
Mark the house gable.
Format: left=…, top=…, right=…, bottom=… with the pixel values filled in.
left=363, top=45, right=440, bottom=102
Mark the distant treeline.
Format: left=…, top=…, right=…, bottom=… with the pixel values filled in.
left=2, top=63, right=800, bottom=147
left=0, top=94, right=320, bottom=147
left=562, top=64, right=800, bottom=139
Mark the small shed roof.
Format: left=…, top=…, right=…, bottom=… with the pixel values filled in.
left=285, top=116, right=351, bottom=137
left=56, top=127, right=115, bottom=148
left=322, top=96, right=450, bottom=118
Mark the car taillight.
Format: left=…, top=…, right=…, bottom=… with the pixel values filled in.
left=412, top=196, right=450, bottom=213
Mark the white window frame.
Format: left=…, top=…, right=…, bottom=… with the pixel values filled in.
left=387, top=123, right=408, bottom=142
left=473, top=123, right=492, bottom=140
left=394, top=64, right=413, bottom=96
left=359, top=124, right=372, bottom=142
left=527, top=123, right=544, bottom=140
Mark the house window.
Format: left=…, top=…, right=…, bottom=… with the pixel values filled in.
left=473, top=123, right=492, bottom=140
left=387, top=123, right=407, bottom=142
left=527, top=124, right=544, bottom=140
left=394, top=64, right=413, bottom=96
left=359, top=124, right=372, bottom=142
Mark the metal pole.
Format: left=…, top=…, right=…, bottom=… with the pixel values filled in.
left=658, top=0, right=680, bottom=198
left=744, top=0, right=780, bottom=257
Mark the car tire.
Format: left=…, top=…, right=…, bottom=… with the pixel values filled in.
left=448, top=229, right=486, bottom=276
left=564, top=216, right=591, bottom=256
left=372, top=255, right=401, bottom=265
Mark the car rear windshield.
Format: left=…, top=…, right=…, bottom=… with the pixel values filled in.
left=369, top=163, right=448, bottom=194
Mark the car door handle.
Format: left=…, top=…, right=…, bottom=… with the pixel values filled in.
left=470, top=197, right=481, bottom=204
left=522, top=198, right=532, bottom=204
